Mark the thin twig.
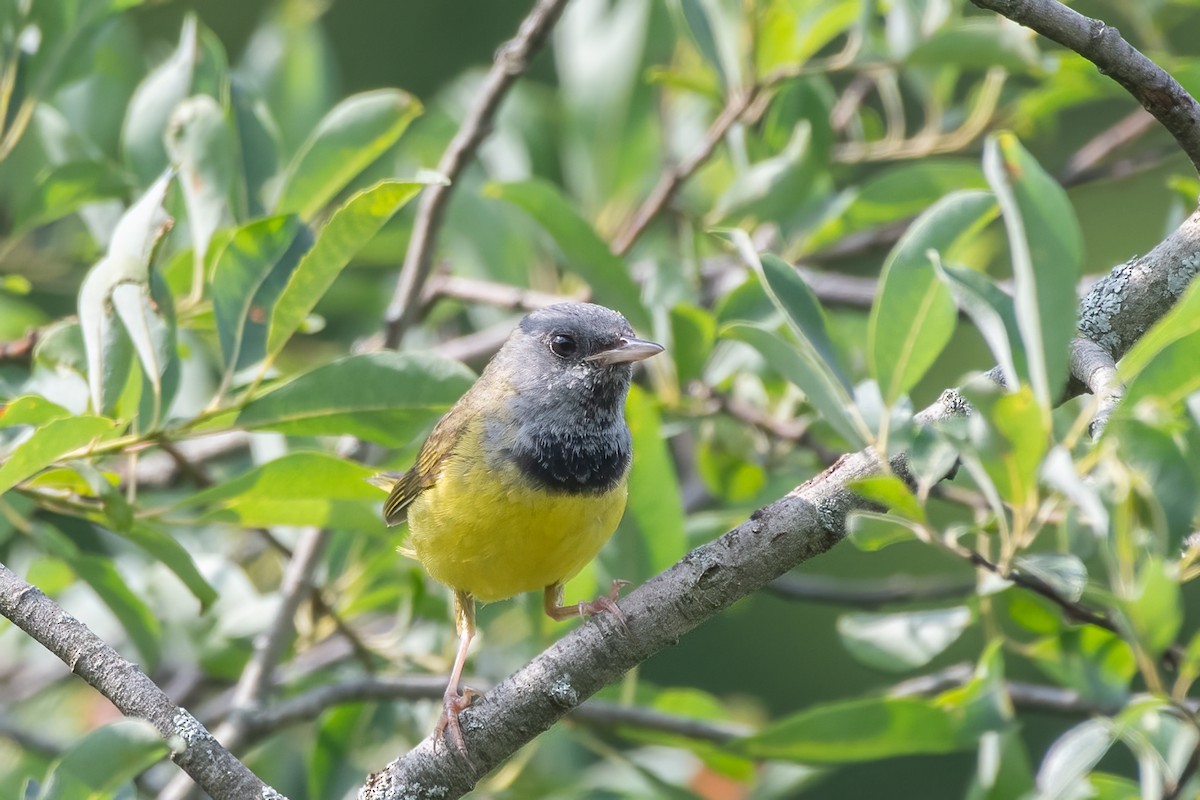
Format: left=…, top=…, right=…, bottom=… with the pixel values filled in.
left=1060, top=108, right=1157, bottom=184
left=238, top=675, right=749, bottom=746
left=611, top=87, right=761, bottom=256
left=0, top=329, right=37, bottom=366
left=159, top=527, right=329, bottom=800
left=970, top=0, right=1200, bottom=175
left=0, top=562, right=287, bottom=800
left=766, top=573, right=975, bottom=609
left=382, top=0, right=572, bottom=347
left=423, top=274, right=582, bottom=312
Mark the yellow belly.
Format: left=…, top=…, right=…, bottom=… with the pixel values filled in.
left=407, top=439, right=628, bottom=602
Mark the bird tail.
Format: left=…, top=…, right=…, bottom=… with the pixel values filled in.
left=368, top=472, right=402, bottom=492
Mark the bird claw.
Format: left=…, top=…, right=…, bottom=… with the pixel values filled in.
left=575, top=580, right=630, bottom=632
left=434, top=686, right=481, bottom=755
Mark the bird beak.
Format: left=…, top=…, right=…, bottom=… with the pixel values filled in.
left=586, top=336, right=664, bottom=365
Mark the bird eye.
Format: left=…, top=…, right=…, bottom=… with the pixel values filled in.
left=549, top=333, right=577, bottom=358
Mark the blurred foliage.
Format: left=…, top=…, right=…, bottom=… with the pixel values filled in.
left=0, top=0, right=1199, bottom=798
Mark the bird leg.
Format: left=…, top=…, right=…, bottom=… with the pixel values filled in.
left=434, top=590, right=478, bottom=754
left=543, top=579, right=630, bottom=628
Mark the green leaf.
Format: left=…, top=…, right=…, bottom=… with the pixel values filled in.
left=737, top=692, right=987, bottom=763
left=1014, top=552, right=1087, bottom=603
left=123, top=522, right=218, bottom=611
left=59, top=547, right=161, bottom=667
left=484, top=179, right=651, bottom=331
left=38, top=720, right=168, bottom=800
left=848, top=475, right=926, bottom=523
left=907, top=19, right=1041, bottom=72
left=237, top=352, right=474, bottom=446
left=673, top=0, right=729, bottom=88
left=1111, top=419, right=1197, bottom=551
left=0, top=416, right=117, bottom=495
left=209, top=215, right=305, bottom=378
left=164, top=93, right=235, bottom=275
left=176, top=451, right=381, bottom=530
left=869, top=191, right=995, bottom=403
left=1036, top=719, right=1115, bottom=799
left=0, top=396, right=72, bottom=428
left=668, top=303, right=716, bottom=384
left=934, top=263, right=1025, bottom=390
left=78, top=172, right=173, bottom=413
left=274, top=89, right=422, bottom=220
left=725, top=235, right=848, bottom=390
left=266, top=180, right=428, bottom=359
left=1115, top=278, right=1200, bottom=417
left=806, top=161, right=988, bottom=254
left=1118, top=558, right=1182, bottom=658
left=983, top=133, right=1083, bottom=410
left=1027, top=628, right=1135, bottom=709
left=837, top=606, right=971, bottom=672
left=625, top=385, right=686, bottom=572
left=230, top=78, right=281, bottom=218
left=15, top=160, right=129, bottom=232
left=846, top=511, right=918, bottom=551
left=110, top=280, right=174, bottom=430
left=120, top=15, right=201, bottom=185
left=964, top=385, right=1047, bottom=510
left=724, top=323, right=869, bottom=448
left=968, top=730, right=1034, bottom=800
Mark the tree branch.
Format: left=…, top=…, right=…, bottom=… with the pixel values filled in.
left=0, top=562, right=288, bottom=800
left=359, top=185, right=1200, bottom=796
left=158, top=527, right=328, bottom=800
left=969, top=0, right=1200, bottom=175
left=382, top=0, right=571, bottom=347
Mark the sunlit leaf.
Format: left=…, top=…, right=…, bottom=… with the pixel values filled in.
left=907, top=19, right=1041, bottom=72
left=0, top=416, right=117, bottom=495
left=837, top=606, right=972, bottom=672
left=274, top=89, right=422, bottom=220
left=869, top=191, right=995, bottom=404
left=121, top=15, right=201, bottom=185
left=1036, top=719, right=1115, bottom=799
left=78, top=172, right=173, bottom=414
left=209, top=214, right=306, bottom=380
left=176, top=452, right=381, bottom=530
left=266, top=180, right=428, bottom=360
left=848, top=475, right=926, bottom=523
left=984, top=133, right=1082, bottom=411
left=625, top=385, right=686, bottom=572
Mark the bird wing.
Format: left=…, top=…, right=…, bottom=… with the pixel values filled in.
left=378, top=405, right=471, bottom=526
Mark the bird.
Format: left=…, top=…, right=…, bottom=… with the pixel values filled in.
left=372, top=302, right=664, bottom=752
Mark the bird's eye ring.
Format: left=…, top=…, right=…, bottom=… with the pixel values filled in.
left=549, top=333, right=577, bottom=358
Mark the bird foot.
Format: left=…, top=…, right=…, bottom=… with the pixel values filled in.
left=547, top=580, right=630, bottom=631
left=434, top=685, right=481, bottom=754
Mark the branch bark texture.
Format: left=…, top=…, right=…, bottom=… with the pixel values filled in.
left=0, top=562, right=287, bottom=800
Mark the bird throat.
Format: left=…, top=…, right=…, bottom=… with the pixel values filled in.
left=501, top=380, right=633, bottom=494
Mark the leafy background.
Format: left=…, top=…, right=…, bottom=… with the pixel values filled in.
left=1, top=0, right=1199, bottom=798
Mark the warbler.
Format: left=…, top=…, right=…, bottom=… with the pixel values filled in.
left=373, top=302, right=663, bottom=751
